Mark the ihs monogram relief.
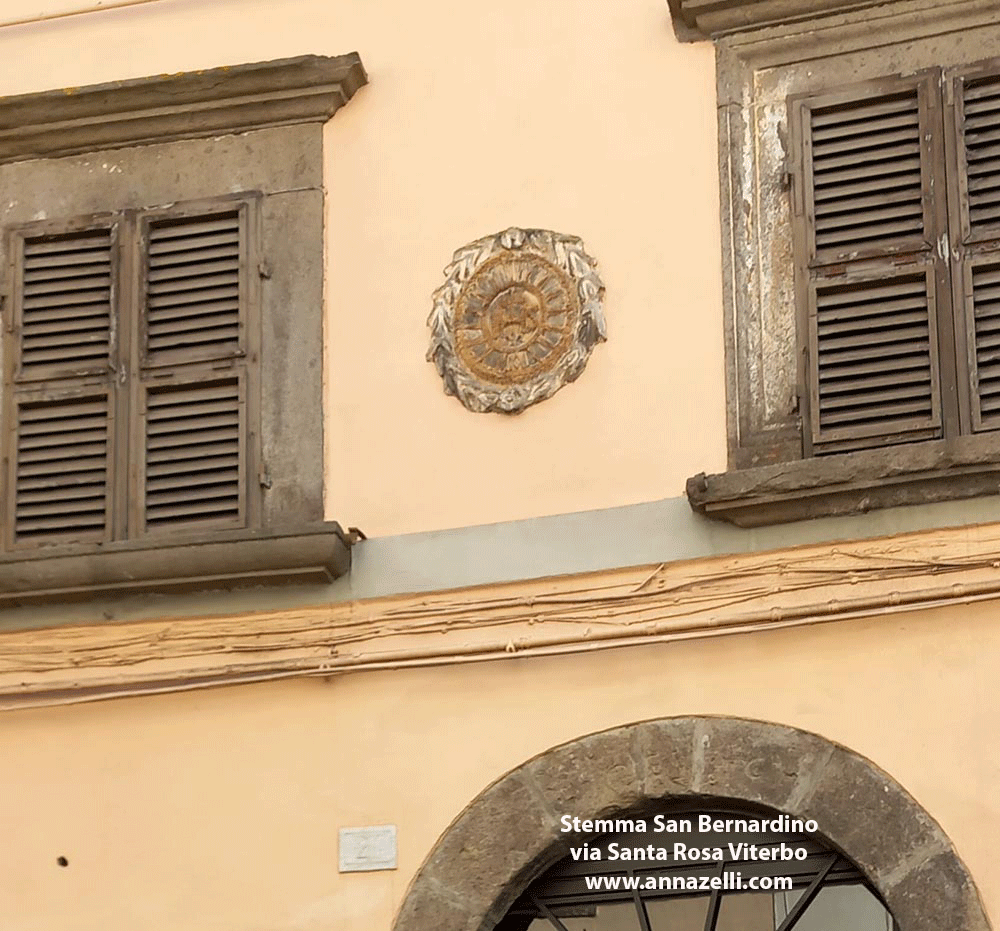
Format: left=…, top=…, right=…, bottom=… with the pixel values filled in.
left=428, top=228, right=606, bottom=414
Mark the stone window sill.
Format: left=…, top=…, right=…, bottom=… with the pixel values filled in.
left=0, top=524, right=351, bottom=606
left=686, top=437, right=1000, bottom=527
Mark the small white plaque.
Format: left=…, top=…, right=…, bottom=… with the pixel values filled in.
left=339, top=825, right=398, bottom=873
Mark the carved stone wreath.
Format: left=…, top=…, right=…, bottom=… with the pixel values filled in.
left=427, top=228, right=606, bottom=414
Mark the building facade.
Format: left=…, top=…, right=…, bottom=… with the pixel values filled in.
left=0, top=1, right=996, bottom=929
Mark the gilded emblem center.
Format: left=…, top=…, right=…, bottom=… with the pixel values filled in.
left=455, top=254, right=578, bottom=384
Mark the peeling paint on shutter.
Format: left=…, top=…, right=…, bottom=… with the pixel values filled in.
left=142, top=376, right=244, bottom=530
left=13, top=392, right=111, bottom=542
left=143, top=210, right=242, bottom=364
left=16, top=228, right=113, bottom=380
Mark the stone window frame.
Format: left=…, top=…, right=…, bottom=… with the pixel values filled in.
left=678, top=0, right=1000, bottom=526
left=392, top=717, right=991, bottom=931
left=0, top=55, right=367, bottom=603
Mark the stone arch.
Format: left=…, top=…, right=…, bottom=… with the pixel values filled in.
left=392, top=716, right=991, bottom=931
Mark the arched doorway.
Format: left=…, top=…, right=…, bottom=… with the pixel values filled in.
left=393, top=717, right=990, bottom=931
left=496, top=801, right=894, bottom=930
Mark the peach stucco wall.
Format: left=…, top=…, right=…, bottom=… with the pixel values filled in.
left=0, top=601, right=995, bottom=931
left=0, top=0, right=724, bottom=537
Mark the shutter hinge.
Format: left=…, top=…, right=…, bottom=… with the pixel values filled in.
left=257, top=261, right=272, bottom=280
left=937, top=232, right=950, bottom=261
left=258, top=466, right=272, bottom=489
left=0, top=294, right=10, bottom=333
left=117, top=362, right=127, bottom=385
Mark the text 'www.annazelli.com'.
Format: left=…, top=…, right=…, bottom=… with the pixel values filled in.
left=583, top=873, right=793, bottom=893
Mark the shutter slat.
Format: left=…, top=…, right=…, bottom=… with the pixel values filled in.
left=18, top=470, right=108, bottom=490
left=24, top=234, right=111, bottom=256
left=819, top=368, right=931, bottom=392
left=146, top=453, right=239, bottom=478
left=147, top=467, right=240, bottom=492
left=148, top=259, right=240, bottom=283
left=23, top=274, right=111, bottom=296
left=149, top=216, right=239, bottom=240
left=14, top=394, right=109, bottom=541
left=820, top=399, right=932, bottom=426
left=144, top=210, right=242, bottom=362
left=817, top=357, right=931, bottom=382
left=810, top=94, right=915, bottom=127
left=813, top=173, right=918, bottom=203
left=149, top=243, right=239, bottom=269
left=811, top=111, right=918, bottom=144
left=143, top=379, right=242, bottom=529
left=148, top=230, right=238, bottom=256
left=813, top=158, right=921, bottom=189
left=817, top=309, right=929, bottom=336
left=146, top=439, right=241, bottom=465
left=815, top=216, right=927, bottom=249
left=814, top=186, right=920, bottom=217
left=820, top=383, right=932, bottom=410
left=813, top=137, right=919, bottom=167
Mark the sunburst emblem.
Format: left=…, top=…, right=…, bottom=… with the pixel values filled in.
left=428, top=228, right=606, bottom=414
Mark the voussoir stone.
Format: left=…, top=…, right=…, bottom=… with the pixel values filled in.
left=420, top=772, right=559, bottom=922
left=698, top=717, right=828, bottom=807
left=392, top=880, right=479, bottom=931
left=527, top=726, right=643, bottom=824
left=634, top=717, right=697, bottom=799
left=797, top=748, right=940, bottom=887
left=885, top=849, right=992, bottom=931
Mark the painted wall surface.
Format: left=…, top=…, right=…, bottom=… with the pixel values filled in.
left=0, top=0, right=724, bottom=538
left=0, top=601, right=995, bottom=931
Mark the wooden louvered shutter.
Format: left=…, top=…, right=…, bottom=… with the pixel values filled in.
left=133, top=201, right=257, bottom=534
left=4, top=222, right=118, bottom=546
left=951, top=63, right=1000, bottom=432
left=790, top=72, right=955, bottom=455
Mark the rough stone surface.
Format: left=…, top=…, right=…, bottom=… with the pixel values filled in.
left=798, top=749, right=941, bottom=888
left=392, top=717, right=992, bottom=931
left=420, top=773, right=559, bottom=923
left=698, top=717, right=830, bottom=807
left=527, top=727, right=643, bottom=823
left=391, top=881, right=478, bottom=931
left=886, top=850, right=993, bottom=931
left=634, top=717, right=696, bottom=799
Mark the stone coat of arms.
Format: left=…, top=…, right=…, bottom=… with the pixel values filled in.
left=427, top=228, right=607, bottom=414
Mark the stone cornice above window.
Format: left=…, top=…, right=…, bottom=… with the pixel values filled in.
left=0, top=53, right=367, bottom=164
left=668, top=0, right=944, bottom=41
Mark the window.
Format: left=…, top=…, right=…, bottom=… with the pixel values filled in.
left=789, top=64, right=1000, bottom=456
left=677, top=3, right=1000, bottom=525
left=5, top=198, right=259, bottom=548
left=0, top=54, right=366, bottom=602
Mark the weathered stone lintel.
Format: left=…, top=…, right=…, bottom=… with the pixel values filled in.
left=392, top=718, right=992, bottom=931
left=0, top=53, right=367, bottom=163
left=670, top=0, right=917, bottom=41
left=687, top=437, right=1000, bottom=526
